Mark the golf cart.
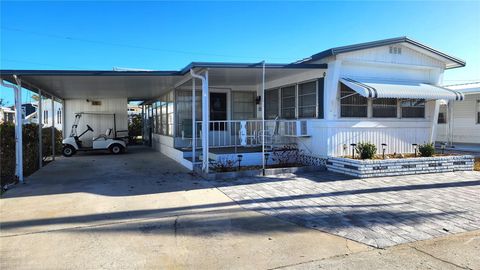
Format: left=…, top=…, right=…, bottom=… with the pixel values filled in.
left=62, top=112, right=128, bottom=157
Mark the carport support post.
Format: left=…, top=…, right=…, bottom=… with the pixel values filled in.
left=51, top=96, right=55, bottom=160
left=192, top=77, right=196, bottom=167
left=190, top=69, right=209, bottom=173
left=13, top=76, right=24, bottom=183
left=38, top=89, right=43, bottom=168
left=202, top=71, right=209, bottom=173
left=1, top=77, right=24, bottom=182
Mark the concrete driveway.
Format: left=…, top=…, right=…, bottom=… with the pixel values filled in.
left=0, top=146, right=368, bottom=270
left=1, top=146, right=479, bottom=269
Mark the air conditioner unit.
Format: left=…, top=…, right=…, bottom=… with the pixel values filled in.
left=283, top=120, right=310, bottom=137
left=296, top=120, right=309, bottom=136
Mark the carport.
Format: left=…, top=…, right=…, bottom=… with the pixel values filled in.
left=1, top=62, right=324, bottom=181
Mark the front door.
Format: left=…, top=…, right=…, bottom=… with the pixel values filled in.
left=210, top=93, right=227, bottom=130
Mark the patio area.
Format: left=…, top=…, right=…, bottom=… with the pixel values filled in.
left=213, top=170, right=480, bottom=248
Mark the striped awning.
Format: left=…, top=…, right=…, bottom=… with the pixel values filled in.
left=340, top=78, right=464, bottom=101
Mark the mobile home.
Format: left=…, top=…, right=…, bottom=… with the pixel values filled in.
left=1, top=37, right=466, bottom=173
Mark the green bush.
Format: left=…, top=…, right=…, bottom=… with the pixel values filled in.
left=0, top=122, right=62, bottom=187
left=419, top=143, right=435, bottom=157
left=356, top=142, right=377, bottom=159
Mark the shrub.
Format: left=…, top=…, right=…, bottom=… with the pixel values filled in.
left=1, top=122, right=62, bottom=188
left=211, top=156, right=236, bottom=172
left=271, top=144, right=301, bottom=166
left=419, top=143, right=435, bottom=157
left=355, top=142, right=377, bottom=159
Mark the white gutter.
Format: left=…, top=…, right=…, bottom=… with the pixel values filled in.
left=1, top=77, right=24, bottom=183
left=190, top=69, right=209, bottom=173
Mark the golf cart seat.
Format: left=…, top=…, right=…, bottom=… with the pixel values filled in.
left=93, top=128, right=112, bottom=141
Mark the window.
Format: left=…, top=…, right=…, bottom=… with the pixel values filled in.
left=56, top=109, right=62, bottom=124
left=175, top=90, right=202, bottom=136
left=232, top=92, right=255, bottom=120
left=265, top=89, right=279, bottom=119
left=43, top=110, right=48, bottom=124
left=477, top=100, right=480, bottom=124
left=153, top=91, right=175, bottom=136
left=166, top=91, right=174, bottom=136
left=340, top=83, right=368, bottom=117
left=401, top=99, right=425, bottom=118
left=160, top=101, right=167, bottom=135
left=372, top=98, right=397, bottom=118
left=438, top=104, right=447, bottom=124
left=281, top=86, right=296, bottom=119
left=298, top=81, right=317, bottom=118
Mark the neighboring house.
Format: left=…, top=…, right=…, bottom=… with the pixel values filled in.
left=22, top=101, right=63, bottom=131
left=0, top=106, right=15, bottom=123
left=436, top=82, right=480, bottom=145
left=127, top=104, right=142, bottom=116
left=0, top=37, right=467, bottom=171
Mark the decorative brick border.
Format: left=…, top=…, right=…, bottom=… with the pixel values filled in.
left=327, top=155, right=474, bottom=178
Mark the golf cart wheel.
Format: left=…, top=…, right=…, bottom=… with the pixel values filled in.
left=109, top=144, right=124, bottom=155
left=62, top=145, right=76, bottom=157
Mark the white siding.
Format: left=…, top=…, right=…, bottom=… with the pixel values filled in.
left=436, top=93, right=480, bottom=143
left=337, top=44, right=445, bottom=69
left=64, top=98, right=128, bottom=146
left=299, top=119, right=433, bottom=157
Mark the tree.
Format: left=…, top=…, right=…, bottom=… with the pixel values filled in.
left=128, top=114, right=142, bottom=144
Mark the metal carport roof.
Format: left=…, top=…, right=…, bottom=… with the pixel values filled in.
left=0, top=62, right=326, bottom=100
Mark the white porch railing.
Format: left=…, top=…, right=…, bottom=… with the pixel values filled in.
left=188, top=119, right=302, bottom=148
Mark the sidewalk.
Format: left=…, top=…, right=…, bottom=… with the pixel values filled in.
left=280, top=230, right=480, bottom=270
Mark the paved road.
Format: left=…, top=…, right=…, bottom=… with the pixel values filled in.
left=214, top=170, right=480, bottom=248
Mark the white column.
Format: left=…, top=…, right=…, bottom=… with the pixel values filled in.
left=38, top=89, right=43, bottom=168
left=51, top=96, right=55, bottom=160
left=261, top=61, right=266, bottom=175
left=190, top=69, right=209, bottom=173
left=202, top=71, right=209, bottom=173
left=192, top=78, right=196, bottom=167
left=13, top=76, right=24, bottom=183
left=324, top=60, right=342, bottom=120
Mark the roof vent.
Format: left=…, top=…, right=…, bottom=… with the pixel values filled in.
left=389, top=46, right=402, bottom=55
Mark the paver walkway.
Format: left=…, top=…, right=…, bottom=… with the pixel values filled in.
left=213, top=171, right=480, bottom=248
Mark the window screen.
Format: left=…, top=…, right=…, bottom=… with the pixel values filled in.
left=232, top=92, right=255, bottom=120
left=401, top=99, right=425, bottom=118
left=265, top=89, right=279, bottom=119
left=281, top=86, right=296, bottom=119
left=340, top=83, right=368, bottom=117
left=298, top=81, right=317, bottom=118
left=372, top=98, right=397, bottom=118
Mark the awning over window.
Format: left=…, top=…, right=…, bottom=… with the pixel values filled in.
left=340, top=78, right=464, bottom=101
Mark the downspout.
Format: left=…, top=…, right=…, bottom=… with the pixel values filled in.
left=1, top=77, right=24, bottom=183
left=38, top=89, right=43, bottom=168
left=192, top=77, right=196, bottom=170
left=190, top=69, right=209, bottom=173
left=261, top=61, right=266, bottom=176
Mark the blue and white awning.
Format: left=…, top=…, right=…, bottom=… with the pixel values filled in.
left=340, top=78, right=464, bottom=101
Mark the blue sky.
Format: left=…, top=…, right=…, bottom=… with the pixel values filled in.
left=1, top=1, right=479, bottom=106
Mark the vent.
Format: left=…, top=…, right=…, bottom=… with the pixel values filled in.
left=389, top=46, right=402, bottom=55
left=91, top=101, right=102, bottom=106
